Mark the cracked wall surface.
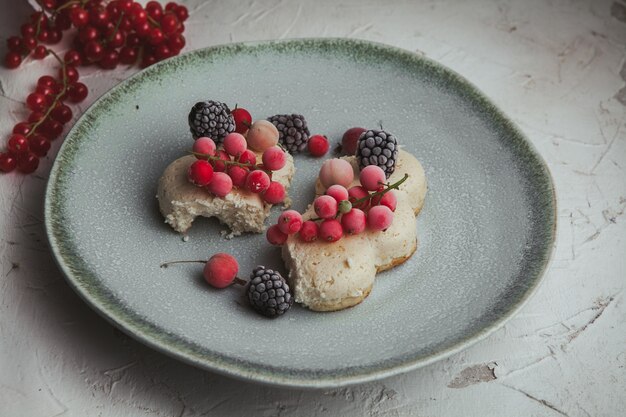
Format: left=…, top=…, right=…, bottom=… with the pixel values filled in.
left=1, top=0, right=625, bottom=416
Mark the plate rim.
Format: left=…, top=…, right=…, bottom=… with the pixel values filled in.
left=44, top=37, right=557, bottom=388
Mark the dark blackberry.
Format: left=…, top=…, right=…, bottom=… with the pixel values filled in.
left=188, top=100, right=235, bottom=144
left=267, top=114, right=310, bottom=154
left=247, top=266, right=293, bottom=317
left=356, top=129, right=398, bottom=178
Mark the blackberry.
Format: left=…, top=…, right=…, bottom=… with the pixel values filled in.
left=188, top=100, right=235, bottom=144
left=247, top=266, right=293, bottom=318
left=356, top=129, right=398, bottom=178
left=267, top=113, right=310, bottom=154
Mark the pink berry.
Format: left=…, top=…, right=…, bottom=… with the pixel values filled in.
left=192, top=136, right=216, bottom=157
left=223, top=132, right=247, bottom=156
left=203, top=253, right=239, bottom=288
left=238, top=149, right=257, bottom=166
left=277, top=210, right=303, bottom=235
left=262, top=181, right=286, bottom=204
left=368, top=205, right=394, bottom=231
left=341, top=127, right=366, bottom=155
left=313, top=195, right=338, bottom=219
left=372, top=190, right=397, bottom=212
left=319, top=158, right=354, bottom=188
left=227, top=165, right=248, bottom=187
left=319, top=219, right=343, bottom=242
left=308, top=134, right=329, bottom=157
left=266, top=224, right=288, bottom=245
left=231, top=107, right=252, bottom=134
left=359, top=165, right=386, bottom=191
left=348, top=185, right=370, bottom=210
left=261, top=146, right=286, bottom=171
left=299, top=220, right=319, bottom=242
left=207, top=172, right=233, bottom=197
left=245, top=169, right=270, bottom=193
left=325, top=184, right=349, bottom=202
left=187, top=160, right=213, bottom=186
left=246, top=120, right=279, bottom=152
left=341, top=208, right=366, bottom=235
left=212, top=150, right=231, bottom=172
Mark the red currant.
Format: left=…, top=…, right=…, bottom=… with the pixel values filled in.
left=13, top=122, right=32, bottom=136
left=21, top=23, right=36, bottom=38
left=0, top=152, right=17, bottom=173
left=64, top=49, right=82, bottom=66
left=308, top=134, right=330, bottom=157
left=140, top=52, right=156, bottom=68
left=107, top=29, right=125, bottom=48
left=168, top=34, right=185, bottom=53
left=154, top=44, right=171, bottom=61
left=148, top=28, right=165, bottom=45
left=7, top=36, right=23, bottom=53
left=37, top=30, right=50, bottom=43
left=4, top=52, right=21, bottom=69
left=126, top=33, right=141, bottom=47
left=203, top=253, right=239, bottom=288
left=39, top=119, right=64, bottom=140
left=319, top=219, right=343, bottom=242
left=60, top=66, right=80, bottom=83
left=33, top=45, right=48, bottom=59
left=231, top=107, right=252, bottom=134
left=89, top=7, right=110, bottom=28
left=160, top=13, right=179, bottom=35
left=35, top=84, right=55, bottom=97
left=129, top=4, right=147, bottom=25
left=16, top=152, right=40, bottom=174
left=299, top=220, right=319, bottom=242
left=277, top=210, right=303, bottom=235
left=146, top=1, right=163, bottom=20
left=68, top=82, right=88, bottom=102
left=165, top=2, right=177, bottom=12
left=266, top=224, right=288, bottom=245
left=262, top=181, right=286, bottom=204
left=26, top=93, right=48, bottom=112
left=22, top=36, right=37, bottom=51
left=175, top=5, right=189, bottom=21
left=28, top=112, right=45, bottom=123
left=99, top=49, right=120, bottom=69
left=119, top=46, right=138, bottom=65
left=47, top=30, right=62, bottom=45
left=118, top=0, right=133, bottom=12
left=78, top=26, right=99, bottom=43
left=51, top=104, right=72, bottom=124
left=134, top=21, right=150, bottom=37
left=7, top=134, right=29, bottom=154
left=28, top=134, right=51, bottom=157
left=84, top=41, right=104, bottom=62
left=37, top=75, right=56, bottom=88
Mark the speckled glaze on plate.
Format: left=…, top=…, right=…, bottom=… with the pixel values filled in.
left=45, top=38, right=556, bottom=388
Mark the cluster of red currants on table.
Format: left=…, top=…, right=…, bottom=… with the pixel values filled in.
left=1, top=0, right=189, bottom=174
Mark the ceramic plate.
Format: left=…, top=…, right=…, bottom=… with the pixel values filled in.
left=45, top=38, right=556, bottom=388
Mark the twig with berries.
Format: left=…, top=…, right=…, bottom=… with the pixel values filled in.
left=1, top=0, right=189, bottom=174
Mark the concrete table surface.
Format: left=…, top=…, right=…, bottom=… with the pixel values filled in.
left=1, top=0, right=625, bottom=415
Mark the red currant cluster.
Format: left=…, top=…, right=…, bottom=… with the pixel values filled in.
left=188, top=135, right=289, bottom=205
left=1, top=0, right=188, bottom=174
left=266, top=165, right=407, bottom=245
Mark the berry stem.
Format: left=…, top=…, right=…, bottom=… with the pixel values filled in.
left=24, top=49, right=68, bottom=139
left=190, top=150, right=259, bottom=170
left=352, top=173, right=409, bottom=205
left=232, top=277, right=247, bottom=286
left=105, top=12, right=125, bottom=44
left=160, top=259, right=206, bottom=268
left=147, top=15, right=161, bottom=28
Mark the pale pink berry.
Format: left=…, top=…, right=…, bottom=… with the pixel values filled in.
left=207, top=172, right=233, bottom=197
left=247, top=120, right=279, bottom=152
left=187, top=160, right=214, bottom=186
left=192, top=137, right=216, bottom=157
left=372, top=190, right=397, bottom=211
left=238, top=149, right=257, bottom=166
left=319, top=158, right=354, bottom=188
left=227, top=165, right=249, bottom=188
left=359, top=165, right=386, bottom=191
left=368, top=205, right=394, bottom=231
left=203, top=253, right=238, bottom=288
left=348, top=185, right=370, bottom=210
left=262, top=181, right=286, bottom=204
left=212, top=150, right=231, bottom=172
left=245, top=169, right=271, bottom=193
left=277, top=210, right=303, bottom=234
left=319, top=219, right=343, bottom=242
left=223, top=132, right=247, bottom=156
left=299, top=220, right=319, bottom=242
left=325, top=184, right=349, bottom=202
left=341, top=208, right=366, bottom=235
left=261, top=146, right=287, bottom=171
left=266, top=224, right=288, bottom=245
left=314, top=195, right=338, bottom=219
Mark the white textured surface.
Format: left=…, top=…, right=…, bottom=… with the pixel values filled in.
left=1, top=0, right=625, bottom=416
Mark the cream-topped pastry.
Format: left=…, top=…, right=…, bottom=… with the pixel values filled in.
left=157, top=152, right=294, bottom=235
left=282, top=149, right=426, bottom=311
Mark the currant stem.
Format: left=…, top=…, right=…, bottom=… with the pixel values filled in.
left=352, top=173, right=409, bottom=205
left=160, top=260, right=206, bottom=268
left=105, top=12, right=125, bottom=44
left=25, top=50, right=68, bottom=139
left=190, top=151, right=258, bottom=170
left=233, top=277, right=247, bottom=286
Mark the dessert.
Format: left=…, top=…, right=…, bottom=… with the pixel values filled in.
left=157, top=149, right=294, bottom=235
left=280, top=148, right=427, bottom=311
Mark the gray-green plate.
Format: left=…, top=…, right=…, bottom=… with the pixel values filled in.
left=45, top=38, right=556, bottom=388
